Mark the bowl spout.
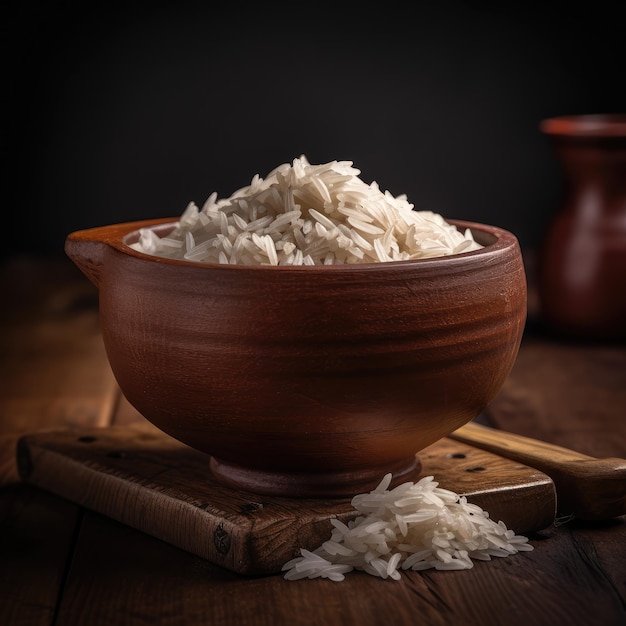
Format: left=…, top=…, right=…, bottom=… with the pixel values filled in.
left=64, top=233, right=107, bottom=288
left=65, top=218, right=177, bottom=288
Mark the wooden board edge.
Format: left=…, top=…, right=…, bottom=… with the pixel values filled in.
left=16, top=431, right=557, bottom=576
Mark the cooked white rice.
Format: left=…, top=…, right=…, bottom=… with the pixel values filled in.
left=282, top=473, right=533, bottom=582
left=129, top=156, right=483, bottom=265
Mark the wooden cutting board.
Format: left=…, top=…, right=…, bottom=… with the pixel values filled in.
left=16, top=422, right=556, bottom=576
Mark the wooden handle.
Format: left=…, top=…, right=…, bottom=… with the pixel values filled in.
left=450, top=422, right=626, bottom=520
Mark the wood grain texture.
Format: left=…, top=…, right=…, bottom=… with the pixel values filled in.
left=16, top=422, right=555, bottom=575
left=2, top=257, right=625, bottom=626
left=486, top=335, right=626, bottom=459
left=450, top=421, right=626, bottom=520
left=0, top=484, right=81, bottom=626
left=51, top=510, right=626, bottom=626
left=0, top=257, right=117, bottom=485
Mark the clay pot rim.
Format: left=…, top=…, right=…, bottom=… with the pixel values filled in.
left=541, top=114, right=626, bottom=137
left=70, top=217, right=519, bottom=272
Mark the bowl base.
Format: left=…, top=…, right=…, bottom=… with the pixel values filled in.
left=208, top=455, right=422, bottom=498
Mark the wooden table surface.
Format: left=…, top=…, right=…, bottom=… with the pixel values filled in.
left=1, top=255, right=625, bottom=626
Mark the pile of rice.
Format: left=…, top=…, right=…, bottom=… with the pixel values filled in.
left=282, top=473, right=533, bottom=582
left=129, top=156, right=483, bottom=265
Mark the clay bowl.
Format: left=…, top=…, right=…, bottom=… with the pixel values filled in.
left=65, top=218, right=527, bottom=498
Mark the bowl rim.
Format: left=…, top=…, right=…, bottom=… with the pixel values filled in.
left=67, top=217, right=520, bottom=272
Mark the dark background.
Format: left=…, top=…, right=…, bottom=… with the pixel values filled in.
left=4, top=1, right=626, bottom=260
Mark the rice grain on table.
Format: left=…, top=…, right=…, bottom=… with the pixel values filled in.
left=281, top=473, right=533, bottom=582
left=129, top=156, right=484, bottom=265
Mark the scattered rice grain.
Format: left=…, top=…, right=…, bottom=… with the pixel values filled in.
left=282, top=473, right=533, bottom=582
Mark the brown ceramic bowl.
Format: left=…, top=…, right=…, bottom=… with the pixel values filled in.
left=65, top=217, right=527, bottom=497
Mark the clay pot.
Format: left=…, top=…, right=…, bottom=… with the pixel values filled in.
left=538, top=114, right=626, bottom=339
left=65, top=218, right=527, bottom=497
